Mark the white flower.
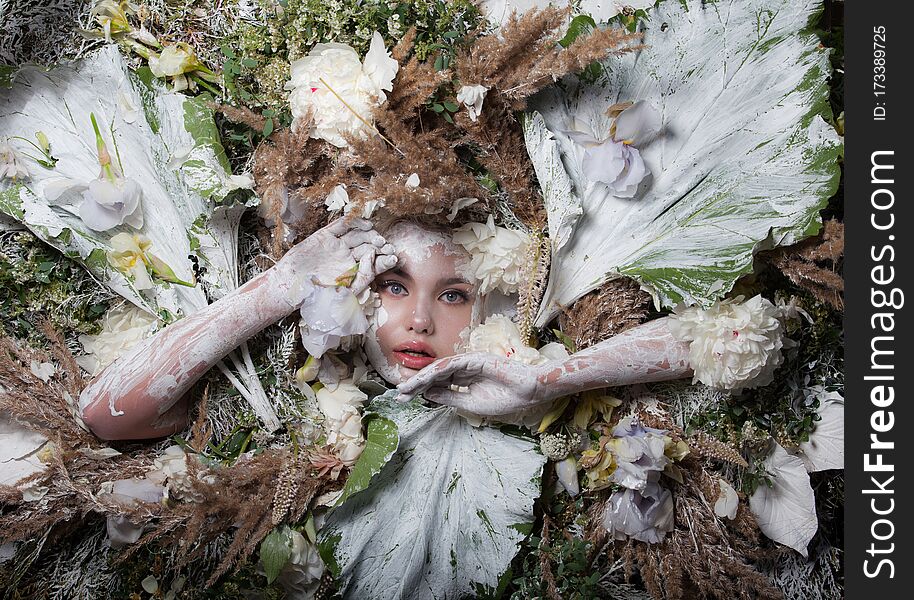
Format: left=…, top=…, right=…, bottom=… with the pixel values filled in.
left=325, top=184, right=349, bottom=211
left=602, top=481, right=674, bottom=544
left=29, top=360, right=55, bottom=383
left=106, top=232, right=155, bottom=290
left=452, top=216, right=531, bottom=294
left=80, top=176, right=145, bottom=231
left=604, top=417, right=671, bottom=491
left=467, top=315, right=543, bottom=364
left=278, top=530, right=325, bottom=597
left=151, top=445, right=199, bottom=500
left=714, top=478, right=739, bottom=519
left=286, top=32, right=398, bottom=147
left=566, top=100, right=661, bottom=198
left=554, top=456, right=580, bottom=497
left=297, top=278, right=370, bottom=358
left=669, top=295, right=789, bottom=392
left=75, top=303, right=158, bottom=375
left=323, top=184, right=383, bottom=218
left=0, top=142, right=29, bottom=181
left=316, top=382, right=367, bottom=465
left=149, top=43, right=202, bottom=78
left=456, top=84, right=489, bottom=122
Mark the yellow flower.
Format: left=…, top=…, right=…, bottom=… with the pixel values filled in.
left=665, top=438, right=690, bottom=462
left=572, top=391, right=622, bottom=429
left=90, top=0, right=133, bottom=42
left=107, top=232, right=154, bottom=290
left=580, top=439, right=617, bottom=491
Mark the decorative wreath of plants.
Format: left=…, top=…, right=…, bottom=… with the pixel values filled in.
left=1, top=1, right=844, bottom=599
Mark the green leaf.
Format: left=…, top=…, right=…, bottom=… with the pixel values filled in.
left=219, top=44, right=236, bottom=59
left=433, top=54, right=445, bottom=71
left=431, top=102, right=445, bottom=113
left=558, top=15, right=596, bottom=48
left=260, top=527, right=293, bottom=584
left=526, top=0, right=841, bottom=324
left=0, top=64, right=15, bottom=89
left=442, top=101, right=459, bottom=112
left=241, top=57, right=259, bottom=68
left=334, top=415, right=398, bottom=506
left=262, top=117, right=274, bottom=138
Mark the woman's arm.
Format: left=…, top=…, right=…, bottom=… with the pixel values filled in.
left=80, top=218, right=395, bottom=440
left=395, top=318, right=691, bottom=416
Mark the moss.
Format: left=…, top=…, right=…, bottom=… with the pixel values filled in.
left=0, top=230, right=112, bottom=346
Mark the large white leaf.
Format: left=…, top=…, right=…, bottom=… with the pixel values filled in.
left=750, top=442, right=818, bottom=557
left=527, top=0, right=841, bottom=325
left=0, top=46, right=239, bottom=318
left=319, top=392, right=546, bottom=599
left=800, top=399, right=844, bottom=472
left=0, top=412, right=48, bottom=487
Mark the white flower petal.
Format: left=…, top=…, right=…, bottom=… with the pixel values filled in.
left=714, top=478, right=739, bottom=519
left=749, top=443, right=818, bottom=557
left=614, top=100, right=662, bottom=145
left=799, top=399, right=844, bottom=471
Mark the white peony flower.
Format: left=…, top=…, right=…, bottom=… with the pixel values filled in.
left=0, top=142, right=29, bottom=181
left=286, top=32, right=398, bottom=148
left=467, top=315, right=544, bottom=365
left=565, top=100, right=661, bottom=198
left=669, top=295, right=789, bottom=392
left=452, top=215, right=531, bottom=295
left=75, top=303, right=158, bottom=375
left=714, top=477, right=739, bottom=519
left=456, top=84, right=489, bottom=122
left=316, top=382, right=368, bottom=465
left=79, top=175, right=145, bottom=231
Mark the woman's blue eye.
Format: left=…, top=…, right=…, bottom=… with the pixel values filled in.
left=440, top=290, right=467, bottom=304
left=383, top=281, right=407, bottom=296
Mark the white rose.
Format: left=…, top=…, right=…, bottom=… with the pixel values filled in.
left=0, top=142, right=29, bottom=181
left=286, top=32, right=398, bottom=148
left=316, top=383, right=368, bottom=465
left=278, top=530, right=325, bottom=597
left=669, top=295, right=788, bottom=392
left=296, top=278, right=370, bottom=358
left=76, top=303, right=158, bottom=375
left=452, top=216, right=531, bottom=295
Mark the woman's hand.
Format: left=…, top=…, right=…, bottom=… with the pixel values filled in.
left=276, top=217, right=397, bottom=301
left=396, top=353, right=553, bottom=416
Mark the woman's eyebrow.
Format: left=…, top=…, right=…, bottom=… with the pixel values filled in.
left=439, top=277, right=472, bottom=286
left=390, top=267, right=412, bottom=280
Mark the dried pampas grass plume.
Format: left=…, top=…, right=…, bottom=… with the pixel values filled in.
left=766, top=219, right=844, bottom=310
left=559, top=278, right=652, bottom=349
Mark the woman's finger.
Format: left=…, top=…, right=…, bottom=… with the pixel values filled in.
left=326, top=217, right=374, bottom=237
left=397, top=357, right=457, bottom=395
left=374, top=253, right=398, bottom=275
left=341, top=229, right=386, bottom=249
left=351, top=248, right=377, bottom=295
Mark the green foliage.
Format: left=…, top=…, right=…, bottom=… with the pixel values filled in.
left=334, top=415, right=398, bottom=506
left=0, top=230, right=111, bottom=344
left=260, top=526, right=294, bottom=584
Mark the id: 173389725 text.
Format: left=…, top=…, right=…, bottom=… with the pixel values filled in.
left=873, top=25, right=886, bottom=121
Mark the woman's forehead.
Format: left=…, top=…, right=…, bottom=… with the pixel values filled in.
left=385, top=221, right=470, bottom=277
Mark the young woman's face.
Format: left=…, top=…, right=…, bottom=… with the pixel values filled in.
left=364, top=223, right=476, bottom=384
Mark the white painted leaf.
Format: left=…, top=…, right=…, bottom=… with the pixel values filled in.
left=800, top=400, right=844, bottom=472
left=0, top=46, right=239, bottom=318
left=482, top=0, right=655, bottom=26
left=750, top=443, right=817, bottom=557
left=523, top=112, right=582, bottom=253
left=528, top=0, right=841, bottom=325
left=319, top=392, right=545, bottom=599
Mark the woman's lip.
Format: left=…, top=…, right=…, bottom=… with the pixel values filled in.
left=393, top=350, right=437, bottom=370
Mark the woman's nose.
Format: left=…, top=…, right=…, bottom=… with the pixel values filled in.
left=408, top=301, right=434, bottom=335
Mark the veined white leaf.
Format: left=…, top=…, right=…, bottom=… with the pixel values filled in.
left=750, top=442, right=817, bottom=557
left=482, top=1, right=656, bottom=26
left=528, top=0, right=841, bottom=325
left=319, top=392, right=545, bottom=599
left=0, top=413, right=48, bottom=487
left=800, top=399, right=844, bottom=472
left=0, top=46, right=238, bottom=318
